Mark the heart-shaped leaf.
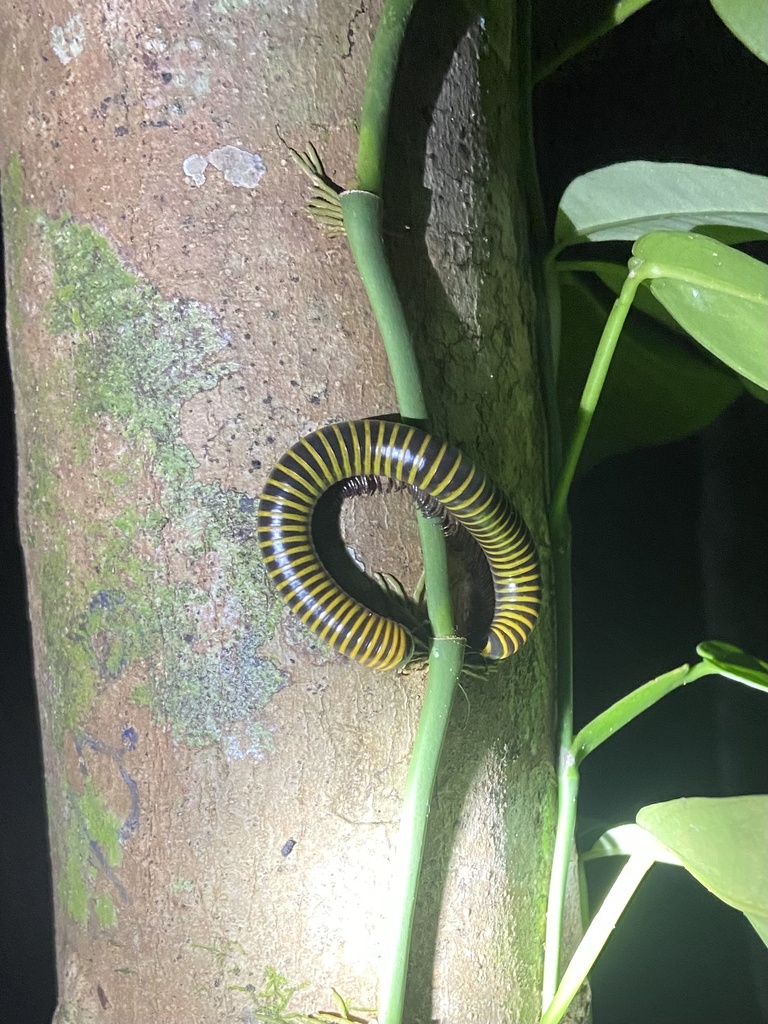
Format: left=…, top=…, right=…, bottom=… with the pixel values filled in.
left=696, top=641, right=768, bottom=692
left=556, top=163, right=768, bottom=248
left=636, top=797, right=768, bottom=928
left=710, top=0, right=768, bottom=64
left=633, top=231, right=768, bottom=391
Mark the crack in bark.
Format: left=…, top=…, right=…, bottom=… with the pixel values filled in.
left=342, top=0, right=367, bottom=61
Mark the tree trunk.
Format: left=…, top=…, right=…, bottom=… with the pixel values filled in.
left=0, top=1, right=561, bottom=1021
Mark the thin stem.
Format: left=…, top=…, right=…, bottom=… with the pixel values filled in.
left=555, top=259, right=625, bottom=276
left=542, top=260, right=573, bottom=1003
left=550, top=273, right=640, bottom=527
left=534, top=0, right=657, bottom=83
left=520, top=5, right=581, bottom=1013
left=542, top=659, right=723, bottom=1006
left=571, top=661, right=724, bottom=765
left=540, top=515, right=575, bottom=1007
left=340, top=191, right=426, bottom=420
left=572, top=663, right=705, bottom=765
left=356, top=0, right=417, bottom=195
left=544, top=254, right=564, bottom=380
left=541, top=750, right=579, bottom=1011
left=540, top=850, right=656, bottom=1024
left=417, top=514, right=456, bottom=639
left=376, top=637, right=465, bottom=1024
left=543, top=269, right=639, bottom=1003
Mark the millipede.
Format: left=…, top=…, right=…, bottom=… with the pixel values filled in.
left=257, top=418, right=541, bottom=670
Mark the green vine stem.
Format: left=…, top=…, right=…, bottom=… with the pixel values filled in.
left=340, top=189, right=460, bottom=1017
left=376, top=637, right=465, bottom=1024
left=549, top=270, right=641, bottom=529
left=542, top=267, right=641, bottom=1007
left=340, top=192, right=426, bottom=420
left=542, top=657, right=722, bottom=1014
left=339, top=3, right=465, bottom=1020
left=541, top=849, right=657, bottom=1024
left=572, top=662, right=712, bottom=764
left=355, top=0, right=416, bottom=196
left=533, top=0, right=655, bottom=84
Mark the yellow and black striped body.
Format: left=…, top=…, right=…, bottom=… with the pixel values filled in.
left=258, top=419, right=540, bottom=670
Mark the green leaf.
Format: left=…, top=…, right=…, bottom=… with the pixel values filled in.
left=710, top=0, right=768, bottom=64
left=741, top=376, right=768, bottom=404
left=558, top=274, right=741, bottom=469
left=636, top=796, right=768, bottom=921
left=746, top=913, right=768, bottom=946
left=694, top=224, right=768, bottom=245
left=555, top=163, right=768, bottom=248
left=696, top=640, right=768, bottom=692
left=633, top=231, right=768, bottom=391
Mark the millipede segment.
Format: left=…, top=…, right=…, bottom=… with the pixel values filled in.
left=257, top=419, right=541, bottom=669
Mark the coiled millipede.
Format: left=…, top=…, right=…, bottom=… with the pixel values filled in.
left=257, top=418, right=540, bottom=670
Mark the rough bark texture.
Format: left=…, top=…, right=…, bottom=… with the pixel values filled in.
left=0, top=1, right=558, bottom=1021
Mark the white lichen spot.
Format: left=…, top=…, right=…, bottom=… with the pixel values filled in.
left=208, top=146, right=266, bottom=187
left=144, top=36, right=168, bottom=54
left=183, top=146, right=266, bottom=189
left=183, top=154, right=209, bottom=187
left=191, top=70, right=211, bottom=97
left=50, top=14, right=85, bottom=65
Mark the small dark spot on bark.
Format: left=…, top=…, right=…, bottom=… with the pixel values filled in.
left=89, top=590, right=125, bottom=612
left=97, top=984, right=109, bottom=1009
left=290, top=380, right=299, bottom=387
left=114, top=126, right=128, bottom=137
left=161, top=71, right=172, bottom=83
left=121, top=727, right=138, bottom=750
left=251, top=459, right=262, bottom=469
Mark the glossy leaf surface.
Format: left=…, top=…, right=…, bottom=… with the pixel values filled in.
left=556, top=163, right=768, bottom=248
left=637, top=796, right=768, bottom=931
left=634, top=231, right=768, bottom=391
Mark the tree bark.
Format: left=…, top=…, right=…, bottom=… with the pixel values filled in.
left=0, top=1, right=561, bottom=1021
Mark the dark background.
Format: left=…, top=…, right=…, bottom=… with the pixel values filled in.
left=1, top=0, right=767, bottom=1021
